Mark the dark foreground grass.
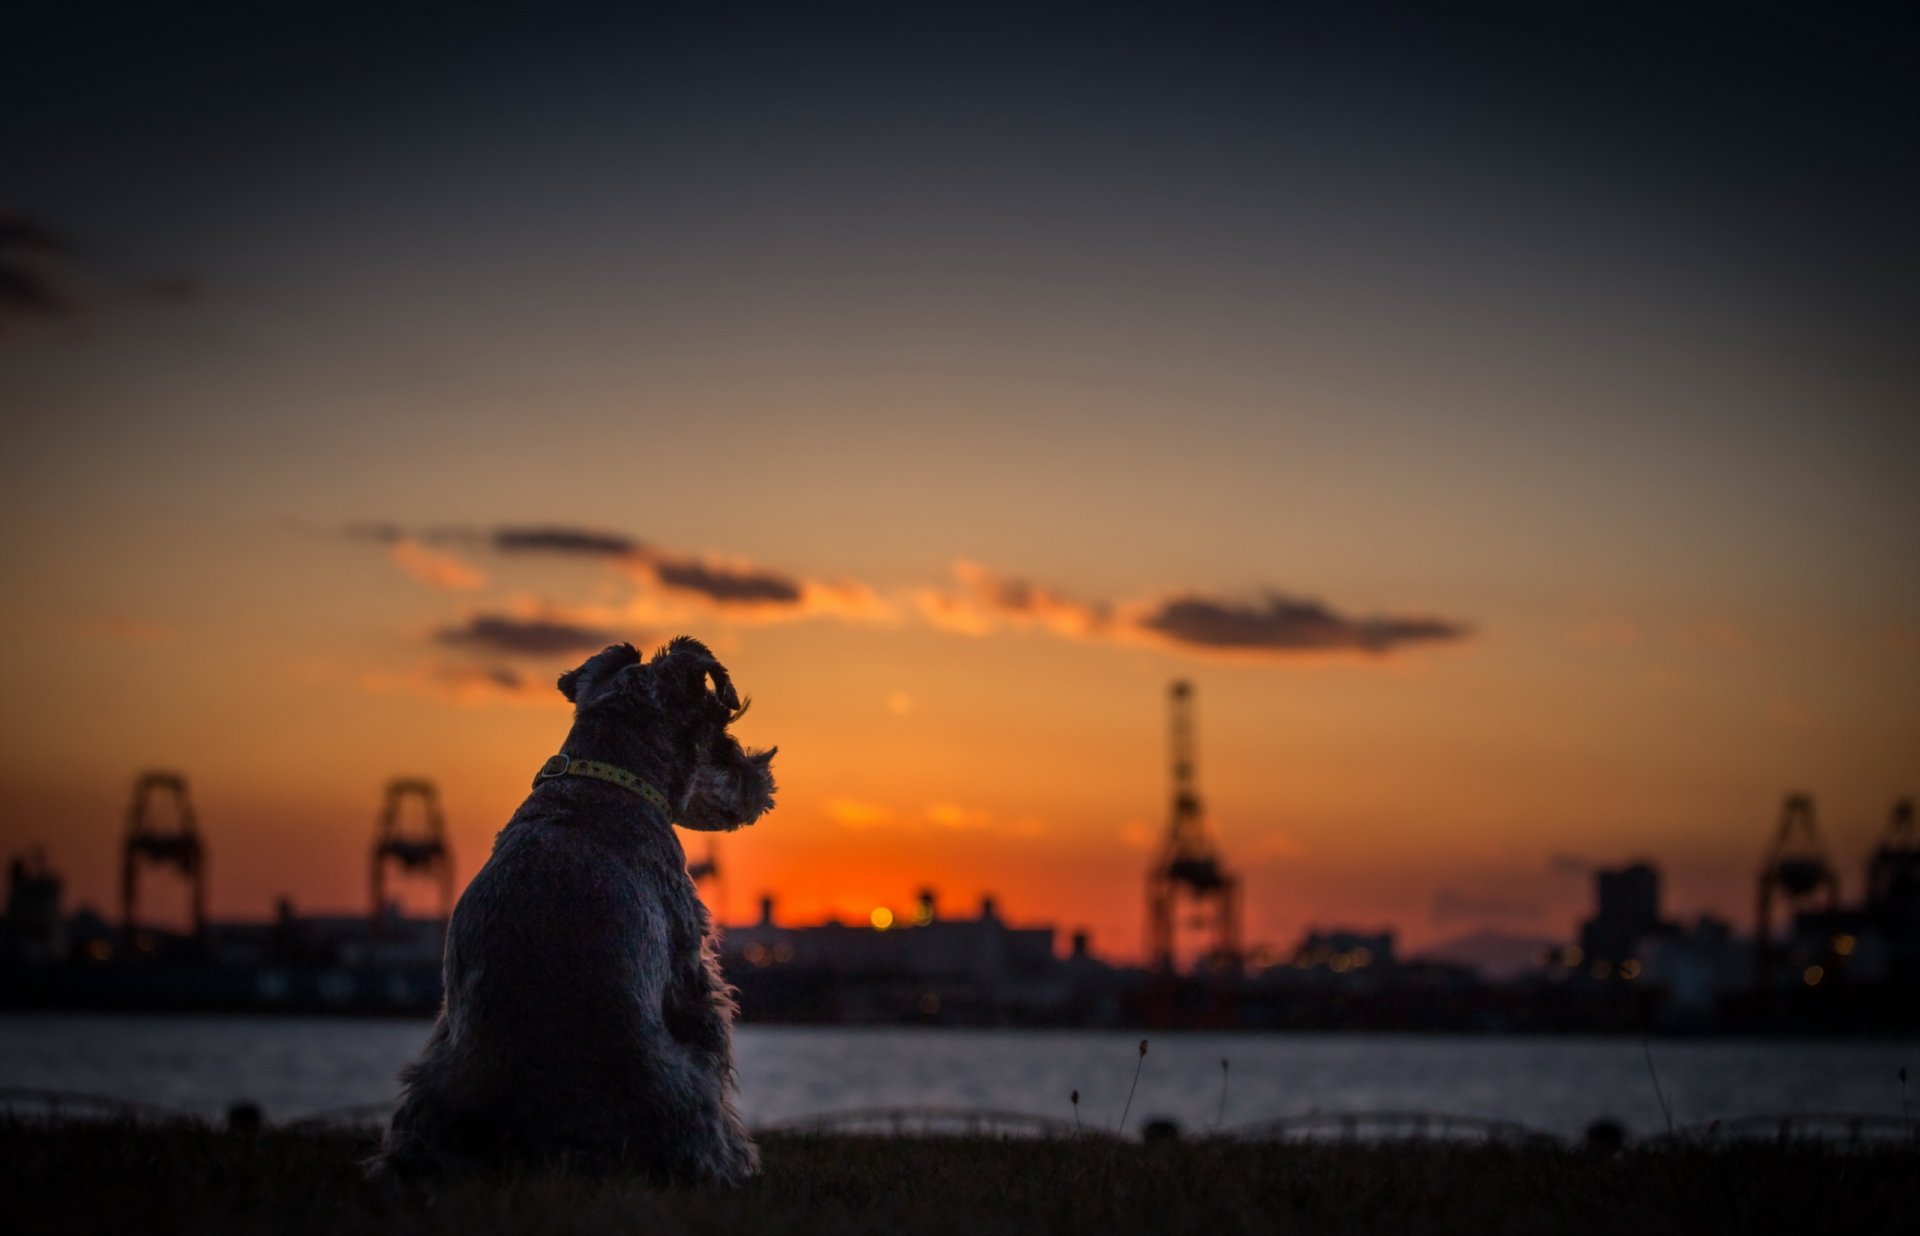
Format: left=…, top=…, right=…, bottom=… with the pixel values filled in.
left=5, top=1121, right=1916, bottom=1236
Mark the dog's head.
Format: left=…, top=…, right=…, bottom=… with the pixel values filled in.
left=557, top=637, right=777, bottom=831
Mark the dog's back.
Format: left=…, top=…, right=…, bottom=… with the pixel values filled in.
left=373, top=639, right=771, bottom=1184
left=379, top=792, right=751, bottom=1179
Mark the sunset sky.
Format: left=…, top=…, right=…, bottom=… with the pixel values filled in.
left=3, top=4, right=1915, bottom=961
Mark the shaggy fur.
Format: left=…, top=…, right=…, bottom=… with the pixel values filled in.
left=372, top=637, right=776, bottom=1184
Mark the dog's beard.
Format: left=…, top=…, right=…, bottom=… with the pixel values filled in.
left=678, top=747, right=776, bottom=831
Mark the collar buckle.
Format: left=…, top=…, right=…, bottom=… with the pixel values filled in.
left=534, top=753, right=571, bottom=786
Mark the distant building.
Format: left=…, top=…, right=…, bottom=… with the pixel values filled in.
left=1578, top=863, right=1671, bottom=967
left=1287, top=929, right=1395, bottom=978
left=4, top=852, right=64, bottom=964
left=203, top=899, right=444, bottom=969
left=720, top=890, right=1111, bottom=1023
left=1640, top=915, right=1752, bottom=1019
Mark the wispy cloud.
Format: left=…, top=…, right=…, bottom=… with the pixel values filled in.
left=354, top=660, right=564, bottom=709
left=1138, top=593, right=1467, bottom=655
left=342, top=524, right=1465, bottom=663
left=0, top=210, right=71, bottom=331
left=492, top=525, right=639, bottom=556
left=825, top=798, right=896, bottom=829
left=925, top=801, right=993, bottom=831
left=1548, top=852, right=1594, bottom=876
left=824, top=797, right=1029, bottom=836
left=1, top=208, right=200, bottom=339
left=433, top=612, right=620, bottom=656
left=389, top=539, right=487, bottom=591
left=352, top=520, right=897, bottom=623
left=616, top=549, right=805, bottom=607
left=919, top=559, right=1469, bottom=660
left=916, top=559, right=1111, bottom=638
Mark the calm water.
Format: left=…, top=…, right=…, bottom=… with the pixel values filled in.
left=1, top=1014, right=1912, bottom=1138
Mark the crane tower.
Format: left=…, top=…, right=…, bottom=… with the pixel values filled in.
left=370, top=778, right=454, bottom=935
left=121, top=771, right=207, bottom=948
left=1866, top=799, right=1919, bottom=962
left=1754, top=792, right=1839, bottom=988
left=1146, top=681, right=1242, bottom=973
left=1866, top=798, right=1917, bottom=910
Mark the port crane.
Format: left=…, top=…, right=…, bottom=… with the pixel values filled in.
left=370, top=778, right=454, bottom=936
left=120, top=771, right=207, bottom=948
left=1146, top=681, right=1242, bottom=973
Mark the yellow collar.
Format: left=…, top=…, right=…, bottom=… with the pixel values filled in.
left=533, top=754, right=672, bottom=815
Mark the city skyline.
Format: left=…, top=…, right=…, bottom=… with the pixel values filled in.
left=14, top=747, right=1914, bottom=965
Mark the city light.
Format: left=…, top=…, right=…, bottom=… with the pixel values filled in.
left=1803, top=965, right=1825, bottom=987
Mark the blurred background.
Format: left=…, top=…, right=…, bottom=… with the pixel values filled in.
left=2, top=1, right=1915, bottom=1137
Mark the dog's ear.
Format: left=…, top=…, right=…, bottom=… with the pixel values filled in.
left=557, top=643, right=640, bottom=705
left=650, top=635, right=741, bottom=712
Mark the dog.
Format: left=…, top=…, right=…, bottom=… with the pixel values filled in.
left=372, top=637, right=776, bottom=1184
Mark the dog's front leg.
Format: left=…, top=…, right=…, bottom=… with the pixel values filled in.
left=662, top=911, right=735, bottom=1062
left=657, top=908, right=758, bottom=1180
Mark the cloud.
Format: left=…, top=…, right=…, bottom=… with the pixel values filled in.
left=433, top=613, right=620, bottom=656
left=1, top=210, right=199, bottom=338
left=343, top=521, right=404, bottom=544
left=1137, top=594, right=1467, bottom=655
left=492, top=525, right=640, bottom=557
left=917, top=559, right=1111, bottom=639
left=389, top=539, right=486, bottom=591
left=618, top=547, right=895, bottom=622
left=925, top=801, right=993, bottom=831
left=1548, top=852, right=1594, bottom=876
left=825, top=798, right=896, bottom=829
left=626, top=551, right=804, bottom=605
left=354, top=660, right=563, bottom=709
left=356, top=520, right=898, bottom=623
left=343, top=523, right=1462, bottom=663
left=920, top=559, right=1469, bottom=660
left=0, top=210, right=71, bottom=329
left=821, top=798, right=1002, bottom=833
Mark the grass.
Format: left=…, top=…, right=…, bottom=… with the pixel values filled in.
left=4, top=1121, right=1917, bottom=1236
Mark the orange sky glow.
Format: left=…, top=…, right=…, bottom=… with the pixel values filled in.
left=3, top=6, right=1916, bottom=965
